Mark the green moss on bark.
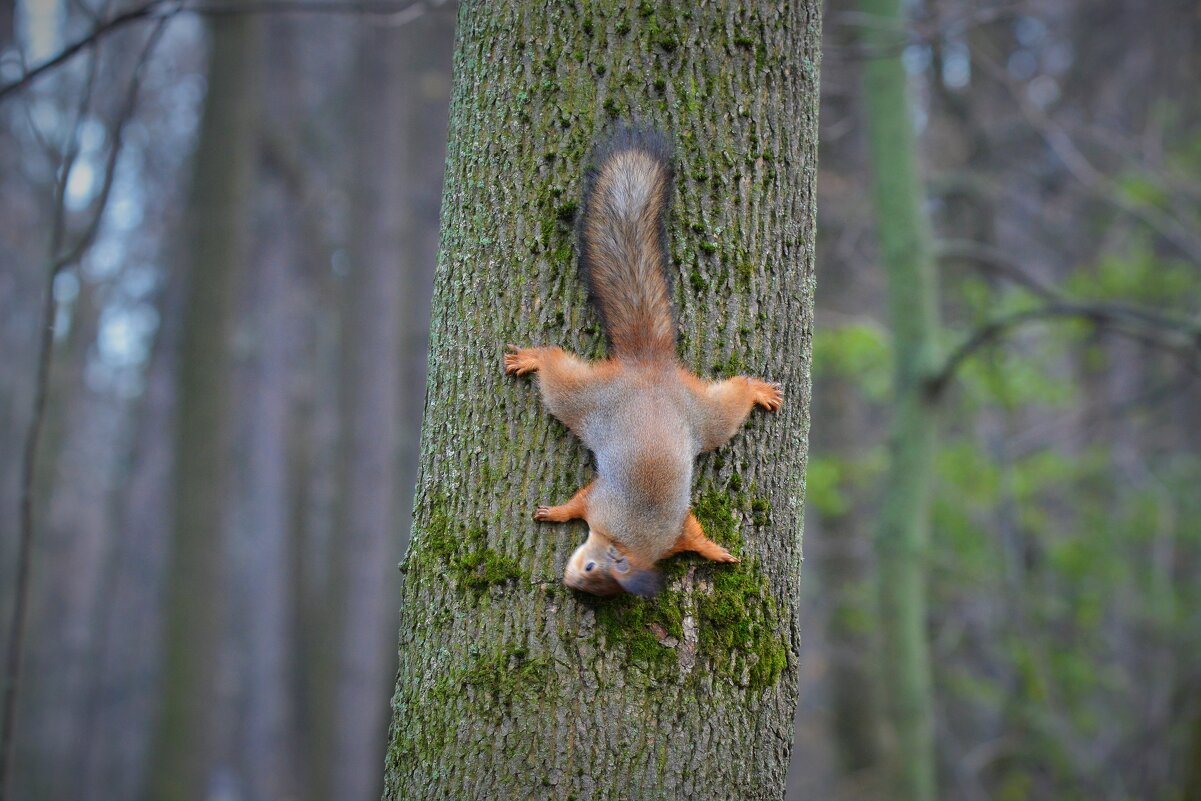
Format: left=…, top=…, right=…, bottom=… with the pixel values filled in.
left=407, top=495, right=525, bottom=594
left=443, top=644, right=552, bottom=706
left=696, top=562, right=788, bottom=691
left=693, top=488, right=743, bottom=555
left=587, top=591, right=685, bottom=677
left=385, top=0, right=819, bottom=796
left=577, top=483, right=786, bottom=691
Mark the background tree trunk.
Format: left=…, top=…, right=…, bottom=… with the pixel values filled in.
left=328, top=10, right=455, bottom=801
left=80, top=276, right=182, bottom=801
left=328, top=16, right=407, bottom=801
left=148, top=15, right=261, bottom=801
left=858, top=0, right=940, bottom=799
left=395, top=4, right=456, bottom=566
left=234, top=34, right=303, bottom=795
left=383, top=2, right=821, bottom=799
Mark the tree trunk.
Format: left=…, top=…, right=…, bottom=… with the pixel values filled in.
left=237, top=103, right=302, bottom=801
left=395, top=4, right=456, bottom=563
left=19, top=277, right=123, bottom=801
left=328, top=16, right=408, bottom=801
left=383, top=2, right=821, bottom=799
left=858, top=1, right=940, bottom=800
left=227, top=17, right=309, bottom=801
left=330, top=12, right=455, bottom=800
left=148, top=14, right=261, bottom=801
left=80, top=276, right=183, bottom=801
left=819, top=380, right=886, bottom=790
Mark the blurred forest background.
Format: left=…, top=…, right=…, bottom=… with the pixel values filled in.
left=0, top=1, right=1199, bottom=800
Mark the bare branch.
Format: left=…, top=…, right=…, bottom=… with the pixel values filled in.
left=936, top=237, right=1201, bottom=334
left=0, top=18, right=169, bottom=801
left=971, top=45, right=1201, bottom=266
left=926, top=300, right=1201, bottom=398
left=935, top=238, right=1061, bottom=300
left=48, top=47, right=103, bottom=257
left=0, top=0, right=168, bottom=102
left=0, top=0, right=450, bottom=101
left=824, top=2, right=1029, bottom=61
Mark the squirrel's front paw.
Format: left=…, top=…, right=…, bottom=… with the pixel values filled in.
left=748, top=378, right=783, bottom=412
left=504, top=344, right=540, bottom=376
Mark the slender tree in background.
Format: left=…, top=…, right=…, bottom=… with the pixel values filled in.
left=81, top=279, right=183, bottom=801
left=235, top=19, right=304, bottom=798
left=395, top=7, right=455, bottom=563
left=383, top=2, right=820, bottom=798
left=329, top=17, right=406, bottom=801
left=330, top=10, right=455, bottom=801
left=858, top=0, right=940, bottom=799
left=148, top=14, right=261, bottom=801
left=21, top=279, right=124, bottom=801
left=806, top=8, right=888, bottom=793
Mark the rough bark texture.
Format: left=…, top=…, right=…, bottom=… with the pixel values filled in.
left=383, top=2, right=821, bottom=799
left=859, top=0, right=939, bottom=800
left=396, top=5, right=456, bottom=563
left=148, top=14, right=261, bottom=801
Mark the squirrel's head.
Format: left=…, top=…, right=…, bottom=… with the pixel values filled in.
left=565, top=533, right=664, bottom=598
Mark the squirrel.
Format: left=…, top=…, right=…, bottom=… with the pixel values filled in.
left=504, top=124, right=782, bottom=598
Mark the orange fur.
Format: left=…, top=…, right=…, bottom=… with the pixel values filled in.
left=581, top=150, right=675, bottom=359
left=665, top=513, right=739, bottom=563
left=506, top=125, right=782, bottom=598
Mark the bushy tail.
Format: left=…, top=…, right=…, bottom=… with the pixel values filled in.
left=578, top=125, right=676, bottom=361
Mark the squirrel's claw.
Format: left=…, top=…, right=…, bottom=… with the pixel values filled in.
left=713, top=545, right=740, bottom=564
left=504, top=344, right=539, bottom=376
left=749, top=379, right=783, bottom=412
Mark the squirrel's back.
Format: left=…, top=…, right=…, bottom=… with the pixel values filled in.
left=578, top=125, right=676, bottom=361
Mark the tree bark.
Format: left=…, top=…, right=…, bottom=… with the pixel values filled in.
left=148, top=13, right=261, bottom=801
left=396, top=4, right=456, bottom=563
left=858, top=0, right=940, bottom=800
left=383, top=2, right=821, bottom=799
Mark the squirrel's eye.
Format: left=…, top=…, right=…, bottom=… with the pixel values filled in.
left=584, top=562, right=596, bottom=572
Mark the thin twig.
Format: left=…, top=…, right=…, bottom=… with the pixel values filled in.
left=0, top=37, right=102, bottom=801
left=971, top=45, right=1201, bottom=265
left=0, top=17, right=169, bottom=801
left=925, top=300, right=1201, bottom=398
left=936, top=238, right=1061, bottom=299
left=0, top=0, right=448, bottom=101
left=0, top=0, right=167, bottom=102
left=936, top=238, right=1201, bottom=333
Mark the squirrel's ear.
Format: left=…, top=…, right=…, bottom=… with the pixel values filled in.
left=614, top=568, right=664, bottom=598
